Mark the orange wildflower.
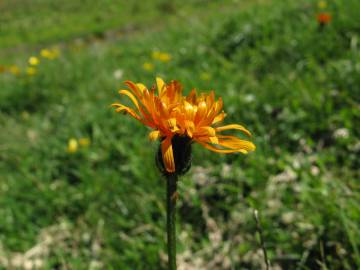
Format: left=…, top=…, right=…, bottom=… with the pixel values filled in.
left=112, top=77, right=255, bottom=173
left=0, top=65, right=6, bottom=74
left=317, top=13, right=332, bottom=25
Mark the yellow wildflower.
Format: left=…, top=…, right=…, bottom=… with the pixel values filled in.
left=143, top=62, right=154, bottom=71
left=112, top=77, right=255, bottom=173
left=158, top=53, right=171, bottom=62
left=9, top=65, right=20, bottom=75
left=26, top=67, right=37, bottom=76
left=29, top=56, right=40, bottom=66
left=79, top=138, right=91, bottom=147
left=40, top=49, right=52, bottom=58
left=40, top=48, right=60, bottom=59
left=152, top=51, right=171, bottom=62
left=67, top=138, right=78, bottom=153
left=152, top=51, right=161, bottom=59
left=318, top=1, right=327, bottom=9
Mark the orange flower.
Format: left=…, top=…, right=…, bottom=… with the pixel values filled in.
left=317, top=13, right=332, bottom=25
left=112, top=78, right=255, bottom=173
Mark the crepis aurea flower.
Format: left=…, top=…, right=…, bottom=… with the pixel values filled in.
left=67, top=138, right=79, bottom=153
left=318, top=0, right=327, bottom=9
left=28, top=56, right=40, bottom=66
left=26, top=67, right=37, bottom=76
left=112, top=78, right=255, bottom=175
left=317, top=12, right=332, bottom=25
left=143, top=62, right=154, bottom=71
left=152, top=51, right=172, bottom=62
left=40, top=48, right=60, bottom=59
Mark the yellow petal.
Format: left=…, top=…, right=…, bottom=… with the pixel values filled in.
left=184, top=101, right=196, bottom=120
left=161, top=136, right=175, bottom=173
left=167, top=118, right=179, bottom=132
left=185, top=120, right=195, bottom=137
left=196, top=134, right=255, bottom=154
left=194, top=126, right=216, bottom=137
left=218, top=137, right=256, bottom=152
left=208, top=136, right=219, bottom=144
left=198, top=142, right=247, bottom=154
left=195, top=135, right=219, bottom=144
left=156, top=77, right=166, bottom=95
left=194, top=101, right=207, bottom=123
left=149, top=130, right=161, bottom=141
left=212, top=112, right=226, bottom=125
left=136, top=83, right=147, bottom=93
left=112, top=104, right=141, bottom=120
left=118, top=90, right=140, bottom=110
left=215, top=124, right=252, bottom=137
left=125, top=80, right=142, bottom=98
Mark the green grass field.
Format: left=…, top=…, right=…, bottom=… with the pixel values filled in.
left=0, top=0, right=359, bottom=269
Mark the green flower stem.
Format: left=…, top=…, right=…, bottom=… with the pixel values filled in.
left=166, top=174, right=177, bottom=270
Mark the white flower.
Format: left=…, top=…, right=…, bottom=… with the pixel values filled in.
left=113, top=69, right=124, bottom=80
left=333, top=128, right=349, bottom=139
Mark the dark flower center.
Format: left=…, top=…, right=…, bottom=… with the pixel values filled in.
left=156, top=135, right=192, bottom=176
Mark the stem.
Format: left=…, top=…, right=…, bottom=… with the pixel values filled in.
left=253, top=209, right=270, bottom=270
left=166, top=174, right=177, bottom=270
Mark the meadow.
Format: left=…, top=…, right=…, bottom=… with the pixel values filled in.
left=0, top=0, right=359, bottom=269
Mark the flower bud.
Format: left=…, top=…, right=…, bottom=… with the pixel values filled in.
left=156, top=135, right=192, bottom=176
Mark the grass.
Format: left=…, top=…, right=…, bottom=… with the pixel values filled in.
left=0, top=0, right=359, bottom=269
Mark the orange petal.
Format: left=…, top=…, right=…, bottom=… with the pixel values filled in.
left=161, top=136, right=175, bottom=173
left=125, top=80, right=142, bottom=98
left=186, top=89, right=197, bottom=103
left=212, top=112, right=226, bottom=125
left=112, top=104, right=142, bottom=120
left=194, top=126, right=216, bottom=137
left=194, top=101, right=207, bottom=124
left=215, top=124, right=252, bottom=137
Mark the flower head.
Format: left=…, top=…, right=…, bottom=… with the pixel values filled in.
left=29, top=56, right=40, bottom=66
left=317, top=12, right=332, bottom=25
left=318, top=1, right=327, bottom=9
left=112, top=78, right=255, bottom=173
left=67, top=138, right=78, bottom=153
left=152, top=51, right=172, bottom=62
left=40, top=48, right=60, bottom=59
left=26, top=67, right=37, bottom=76
left=143, top=62, right=154, bottom=71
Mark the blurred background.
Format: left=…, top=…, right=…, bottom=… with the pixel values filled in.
left=0, top=0, right=359, bottom=269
